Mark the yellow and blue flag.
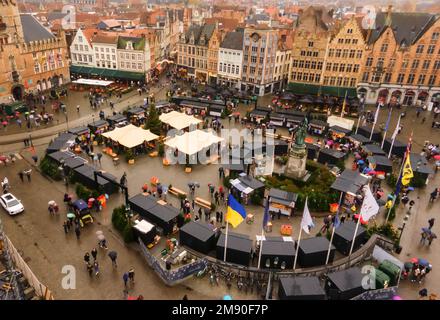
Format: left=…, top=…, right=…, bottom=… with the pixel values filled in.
left=226, top=194, right=247, bottom=228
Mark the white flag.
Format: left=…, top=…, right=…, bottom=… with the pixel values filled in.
left=360, top=185, right=379, bottom=222
left=301, top=197, right=314, bottom=234
left=391, top=116, right=401, bottom=141
left=373, top=104, right=381, bottom=124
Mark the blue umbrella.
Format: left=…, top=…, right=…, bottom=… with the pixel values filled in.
left=421, top=227, right=432, bottom=234
left=357, top=160, right=365, bottom=165
left=223, top=295, right=232, bottom=300
left=418, top=258, right=429, bottom=267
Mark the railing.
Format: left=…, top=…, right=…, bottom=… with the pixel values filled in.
left=138, top=238, right=207, bottom=286
left=4, top=236, right=54, bottom=300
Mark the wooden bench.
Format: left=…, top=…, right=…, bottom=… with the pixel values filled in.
left=195, top=197, right=211, bottom=210
left=168, top=187, right=187, bottom=197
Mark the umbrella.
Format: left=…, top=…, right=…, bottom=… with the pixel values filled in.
left=434, top=155, right=440, bottom=160
left=421, top=227, right=431, bottom=234
left=2, top=121, right=8, bottom=125
left=357, top=160, right=365, bottom=165
left=354, top=214, right=368, bottom=225
left=410, top=258, right=418, bottom=264
left=418, top=258, right=429, bottom=267
left=108, top=251, right=117, bottom=260
left=223, top=295, right=232, bottom=300
left=48, top=200, right=56, bottom=206
left=97, top=234, right=105, bottom=241
left=67, top=213, right=75, bottom=219
left=96, top=230, right=104, bottom=235
left=392, top=295, right=403, bottom=300
left=404, top=262, right=413, bottom=270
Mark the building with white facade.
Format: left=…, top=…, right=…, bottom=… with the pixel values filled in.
left=117, top=36, right=151, bottom=80
left=217, top=31, right=244, bottom=89
left=92, top=33, right=118, bottom=70
left=70, top=29, right=96, bottom=67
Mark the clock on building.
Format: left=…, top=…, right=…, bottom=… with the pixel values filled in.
left=251, top=33, right=261, bottom=42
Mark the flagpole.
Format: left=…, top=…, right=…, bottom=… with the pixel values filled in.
left=348, top=211, right=361, bottom=256
left=293, top=227, right=302, bottom=271
left=369, top=104, right=380, bottom=140
left=355, top=114, right=362, bottom=135
left=325, top=191, right=343, bottom=265
left=223, top=218, right=229, bottom=262
left=388, top=113, right=402, bottom=158
left=341, top=91, right=347, bottom=118
left=257, top=229, right=264, bottom=269
left=381, top=107, right=393, bottom=149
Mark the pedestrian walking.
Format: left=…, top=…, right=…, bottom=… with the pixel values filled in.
left=94, top=261, right=100, bottom=277
left=277, top=209, right=282, bottom=220
left=216, top=211, right=220, bottom=222
left=76, top=105, right=80, bottom=113
left=87, top=262, right=93, bottom=277
left=428, top=233, right=437, bottom=246
left=63, top=221, right=69, bottom=234
left=74, top=224, right=81, bottom=239
left=128, top=267, right=135, bottom=284
left=84, top=252, right=90, bottom=264
left=428, top=218, right=435, bottom=230
left=123, top=272, right=129, bottom=287
left=31, top=155, right=38, bottom=165
left=219, top=211, right=223, bottom=223
left=18, top=171, right=24, bottom=182
left=91, top=248, right=98, bottom=261
left=24, top=168, right=32, bottom=182
left=420, top=231, right=428, bottom=245
left=108, top=251, right=118, bottom=268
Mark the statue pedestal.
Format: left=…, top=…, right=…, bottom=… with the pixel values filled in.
left=284, top=144, right=309, bottom=181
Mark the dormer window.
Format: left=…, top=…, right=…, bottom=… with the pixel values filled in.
left=126, top=41, right=133, bottom=50
left=190, top=35, right=195, bottom=45
left=200, top=35, right=205, bottom=45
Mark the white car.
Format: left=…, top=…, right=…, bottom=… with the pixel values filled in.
left=0, top=193, right=24, bottom=216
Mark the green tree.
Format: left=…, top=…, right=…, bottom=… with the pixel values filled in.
left=144, top=104, right=162, bottom=135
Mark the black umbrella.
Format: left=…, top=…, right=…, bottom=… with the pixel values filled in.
left=315, top=96, right=324, bottom=104
left=204, top=86, right=217, bottom=94
left=108, top=251, right=117, bottom=260
left=299, top=96, right=314, bottom=104
left=280, top=93, right=295, bottom=101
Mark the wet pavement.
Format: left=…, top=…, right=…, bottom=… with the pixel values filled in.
left=1, top=82, right=440, bottom=300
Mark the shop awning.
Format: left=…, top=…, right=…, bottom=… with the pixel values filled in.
left=159, top=111, right=202, bottom=130
left=164, top=129, right=224, bottom=156
left=70, top=65, right=144, bottom=81
left=102, top=124, right=159, bottom=148
left=287, top=83, right=358, bottom=98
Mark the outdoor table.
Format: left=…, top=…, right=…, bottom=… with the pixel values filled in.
left=280, top=225, right=292, bottom=236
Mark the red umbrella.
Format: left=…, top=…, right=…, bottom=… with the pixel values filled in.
left=354, top=214, right=368, bottom=225
left=0, top=155, right=8, bottom=162
left=410, top=258, right=418, bottom=264
left=434, top=155, right=440, bottom=160
left=2, top=121, right=8, bottom=126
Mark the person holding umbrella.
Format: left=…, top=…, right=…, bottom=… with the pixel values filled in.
left=428, top=232, right=437, bottom=246
left=108, top=251, right=117, bottom=268
left=428, top=218, right=435, bottom=230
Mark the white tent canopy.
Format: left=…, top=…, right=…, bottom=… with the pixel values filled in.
left=164, top=129, right=224, bottom=155
left=72, top=79, right=114, bottom=87
left=327, top=115, right=354, bottom=131
left=159, top=111, right=202, bottom=130
left=102, top=124, right=159, bottom=148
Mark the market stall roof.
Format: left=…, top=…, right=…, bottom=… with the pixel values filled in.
left=348, top=134, right=371, bottom=144
left=126, top=107, right=145, bottom=116
left=159, top=111, right=202, bottom=130
left=180, top=221, right=216, bottom=243
left=309, top=119, right=327, bottom=127
left=269, top=113, right=285, bottom=121
left=269, top=188, right=298, bottom=206
left=410, top=153, right=435, bottom=175
left=327, top=115, right=354, bottom=131
left=155, top=101, right=172, bottom=108
left=249, top=109, right=269, bottom=117
left=329, top=125, right=351, bottom=134
left=261, top=237, right=296, bottom=256
left=133, top=219, right=155, bottom=234
left=238, top=173, right=265, bottom=190
left=331, top=170, right=369, bottom=195
left=149, top=202, right=180, bottom=223
left=47, top=150, right=76, bottom=163
left=180, top=100, right=209, bottom=109
left=63, top=157, right=88, bottom=170
left=217, top=232, right=252, bottom=253
left=230, top=178, right=254, bottom=194
left=367, top=155, right=392, bottom=171
left=68, top=126, right=90, bottom=136
left=102, top=124, right=159, bottom=148
left=164, top=129, right=224, bottom=156
left=326, top=267, right=364, bottom=292
left=106, top=114, right=127, bottom=125
left=129, top=193, right=157, bottom=212
left=72, top=78, right=113, bottom=86
left=362, top=144, right=386, bottom=156
left=88, top=119, right=109, bottom=130
left=299, top=237, right=335, bottom=254
left=73, top=165, right=117, bottom=186
left=46, top=133, right=76, bottom=154
left=319, top=148, right=345, bottom=159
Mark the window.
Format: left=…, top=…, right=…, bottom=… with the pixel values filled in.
left=372, top=73, right=381, bottom=82
left=380, top=43, right=388, bottom=53
left=306, top=51, right=312, bottom=57
left=250, top=66, right=255, bottom=74
left=422, top=60, right=430, bottom=70
left=74, top=44, right=78, bottom=50
left=138, top=63, right=143, bottom=70
left=106, top=48, right=109, bottom=53
left=362, top=72, right=369, bottom=82
left=259, top=57, right=264, bottom=64
left=78, top=36, right=83, bottom=42
left=299, top=60, right=304, bottom=68
left=79, top=45, right=84, bottom=51
left=350, top=78, right=356, bottom=87
left=338, top=38, right=344, bottom=44
left=342, top=49, right=348, bottom=58
left=251, top=56, right=257, bottom=63
left=346, top=39, right=351, bottom=44
left=308, top=41, right=314, bottom=47
left=324, top=76, right=329, bottom=85
left=95, top=53, right=99, bottom=59
left=352, top=39, right=358, bottom=45
left=346, top=64, right=353, bottom=72
left=418, top=74, right=426, bottom=85
left=84, top=46, right=88, bottom=52
left=100, top=48, right=104, bottom=52
left=132, top=63, right=136, bottom=69
left=300, top=50, right=305, bottom=56
left=401, top=59, right=408, bottom=68
left=433, top=32, right=440, bottom=41
left=397, top=73, right=405, bottom=83
left=313, top=52, right=318, bottom=57
left=407, top=74, right=415, bottom=84
left=339, top=64, right=345, bottom=72
left=34, top=62, right=40, bottom=73
left=434, top=60, right=440, bottom=70
left=427, top=45, right=435, bottom=55
left=353, top=65, right=360, bottom=73
left=106, top=54, right=110, bottom=60
left=416, top=45, right=424, bottom=54
left=343, top=77, right=349, bottom=87
left=328, top=49, right=334, bottom=57
left=428, top=75, right=437, bottom=86
left=101, top=54, right=104, bottom=59
left=337, top=77, right=343, bottom=86
left=112, top=55, right=115, bottom=60
left=332, top=63, right=339, bottom=72
left=291, top=72, right=297, bottom=80
left=88, top=55, right=92, bottom=62
left=315, top=74, right=320, bottom=82
left=384, top=73, right=392, bottom=83
left=317, top=62, right=323, bottom=70
left=311, top=61, right=316, bottom=69
left=349, top=49, right=355, bottom=58
left=132, top=54, right=136, bottom=60
left=330, top=77, right=336, bottom=85
left=347, top=29, right=353, bottom=34
left=411, top=59, right=419, bottom=69
left=356, top=50, right=362, bottom=58
left=78, top=55, right=82, bottom=62
left=297, top=73, right=302, bottom=81
left=366, top=57, right=373, bottom=67
left=326, top=63, right=332, bottom=71
left=138, top=54, right=142, bottom=60
left=252, top=46, right=258, bottom=52
left=389, top=59, right=396, bottom=68
left=303, top=73, right=308, bottom=81
left=260, top=47, right=265, bottom=54
left=293, top=60, right=298, bottom=68
left=305, top=61, right=310, bottom=69
left=121, top=62, right=125, bottom=68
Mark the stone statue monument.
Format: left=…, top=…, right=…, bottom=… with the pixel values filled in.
left=284, top=118, right=309, bottom=181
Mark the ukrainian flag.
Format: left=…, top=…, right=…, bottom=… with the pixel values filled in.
left=226, top=194, right=247, bottom=228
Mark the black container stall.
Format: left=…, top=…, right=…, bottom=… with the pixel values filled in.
left=306, top=143, right=320, bottom=160
left=333, top=221, right=366, bottom=255
left=208, top=104, right=226, bottom=117
left=88, top=119, right=109, bottom=133
left=249, top=109, right=269, bottom=124
left=68, top=126, right=90, bottom=137
left=107, top=113, right=127, bottom=126
left=297, top=237, right=336, bottom=267
left=216, top=232, right=252, bottom=266
left=278, top=276, right=326, bottom=300
left=317, top=148, right=345, bottom=166
left=63, top=157, right=88, bottom=172
left=383, top=138, right=406, bottom=158
left=325, top=267, right=366, bottom=300
left=128, top=193, right=180, bottom=236
left=347, top=134, right=371, bottom=147
left=362, top=144, right=386, bottom=156
left=308, top=119, right=327, bottom=136
left=126, top=107, right=146, bottom=124
left=179, top=221, right=217, bottom=254
left=273, top=140, right=289, bottom=156
left=367, top=155, right=393, bottom=173
left=357, top=126, right=381, bottom=143
left=260, top=237, right=296, bottom=269
left=285, top=115, right=304, bottom=129
left=47, top=150, right=88, bottom=173
left=269, top=113, right=285, bottom=127
left=328, top=125, right=351, bottom=138
left=73, top=164, right=117, bottom=195
left=47, top=150, right=76, bottom=165
left=46, top=133, right=76, bottom=154
left=181, top=100, right=209, bottom=115
left=133, top=219, right=158, bottom=246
